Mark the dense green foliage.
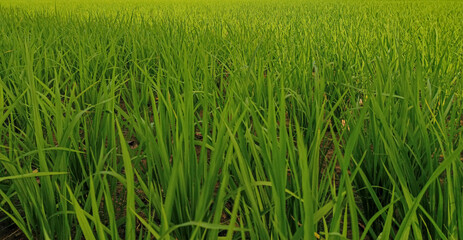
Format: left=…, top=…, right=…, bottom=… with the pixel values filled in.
left=1, top=0, right=462, bottom=239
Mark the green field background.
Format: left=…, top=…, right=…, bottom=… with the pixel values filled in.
left=1, top=0, right=462, bottom=239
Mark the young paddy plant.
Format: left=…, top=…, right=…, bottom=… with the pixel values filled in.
left=0, top=1, right=463, bottom=239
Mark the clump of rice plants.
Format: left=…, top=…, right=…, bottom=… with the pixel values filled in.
left=0, top=0, right=462, bottom=239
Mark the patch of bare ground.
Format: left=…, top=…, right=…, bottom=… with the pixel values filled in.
left=0, top=223, right=27, bottom=240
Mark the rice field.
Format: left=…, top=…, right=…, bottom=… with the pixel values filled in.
left=1, top=0, right=463, bottom=239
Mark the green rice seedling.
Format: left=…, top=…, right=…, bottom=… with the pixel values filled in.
left=0, top=0, right=462, bottom=239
